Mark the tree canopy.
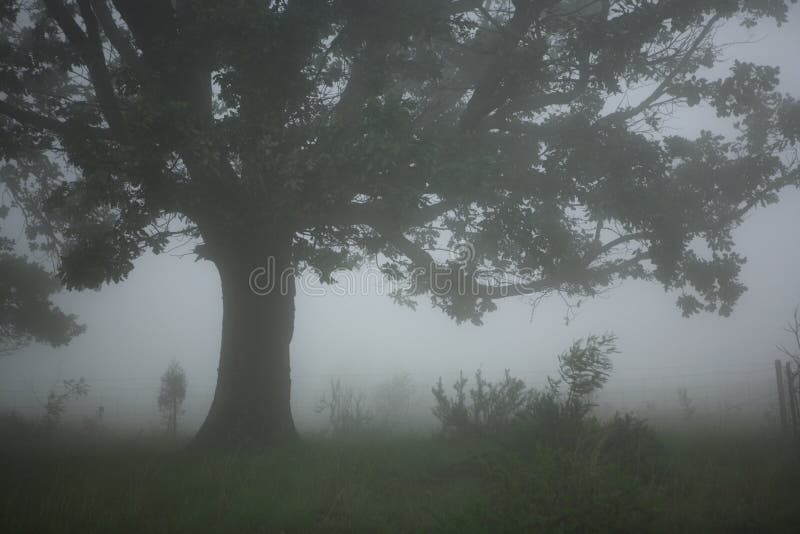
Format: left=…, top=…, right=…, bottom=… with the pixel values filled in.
left=2, top=0, right=798, bottom=324
left=0, top=217, right=83, bottom=354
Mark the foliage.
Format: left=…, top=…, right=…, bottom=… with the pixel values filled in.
left=551, top=333, right=617, bottom=418
left=157, top=360, right=187, bottom=437
left=315, top=379, right=372, bottom=437
left=432, top=334, right=617, bottom=443
left=0, top=222, right=83, bottom=355
left=0, top=1, right=797, bottom=318
left=592, top=412, right=665, bottom=480
left=41, top=377, right=89, bottom=430
left=432, top=369, right=530, bottom=438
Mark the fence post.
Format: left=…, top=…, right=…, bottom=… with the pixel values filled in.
left=776, top=360, right=789, bottom=434
left=786, top=361, right=798, bottom=437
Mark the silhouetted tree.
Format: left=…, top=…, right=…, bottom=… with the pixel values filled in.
left=1, top=1, right=799, bottom=446
left=158, top=359, right=186, bottom=437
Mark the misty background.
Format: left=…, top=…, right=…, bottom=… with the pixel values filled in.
left=1, top=11, right=799, bottom=433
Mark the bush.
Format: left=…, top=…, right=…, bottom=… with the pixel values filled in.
left=432, top=369, right=529, bottom=438
left=592, top=412, right=665, bottom=480
left=432, top=334, right=618, bottom=449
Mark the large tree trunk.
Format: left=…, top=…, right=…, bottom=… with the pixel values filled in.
left=193, top=235, right=298, bottom=448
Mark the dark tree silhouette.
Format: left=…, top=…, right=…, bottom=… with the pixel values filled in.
left=158, top=359, right=187, bottom=437
left=1, top=1, right=799, bottom=446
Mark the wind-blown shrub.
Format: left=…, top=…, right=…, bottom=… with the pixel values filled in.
left=432, top=334, right=618, bottom=446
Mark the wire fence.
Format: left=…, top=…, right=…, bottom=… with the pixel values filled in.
left=0, top=363, right=783, bottom=434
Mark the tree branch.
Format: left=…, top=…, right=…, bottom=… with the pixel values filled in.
left=375, top=221, right=652, bottom=301
left=0, top=100, right=113, bottom=139
left=43, top=0, right=128, bottom=139
left=600, top=13, right=722, bottom=125
left=90, top=0, right=150, bottom=80
left=459, top=0, right=562, bottom=130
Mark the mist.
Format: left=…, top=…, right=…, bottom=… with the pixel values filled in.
left=3, top=11, right=800, bottom=434
left=0, top=0, right=800, bottom=532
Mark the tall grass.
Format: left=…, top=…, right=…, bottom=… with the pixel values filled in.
left=1, top=427, right=798, bottom=533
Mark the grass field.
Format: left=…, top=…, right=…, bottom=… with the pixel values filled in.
left=1, top=426, right=799, bottom=533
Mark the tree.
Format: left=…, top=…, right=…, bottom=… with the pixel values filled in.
left=158, top=359, right=187, bottom=437
left=0, top=217, right=83, bottom=355
left=41, top=376, right=89, bottom=430
left=676, top=386, right=696, bottom=421
left=1, top=1, right=799, bottom=447
left=777, top=305, right=800, bottom=367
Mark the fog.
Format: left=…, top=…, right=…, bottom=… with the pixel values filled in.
left=2, top=8, right=799, bottom=435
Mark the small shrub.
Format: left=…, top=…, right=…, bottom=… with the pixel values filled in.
left=41, top=377, right=89, bottom=430
left=432, top=369, right=530, bottom=438
left=593, top=412, right=665, bottom=480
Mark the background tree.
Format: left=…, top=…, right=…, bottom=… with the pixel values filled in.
left=777, top=305, right=800, bottom=367
left=676, top=386, right=696, bottom=421
left=158, top=359, right=187, bottom=438
left=1, top=0, right=799, bottom=447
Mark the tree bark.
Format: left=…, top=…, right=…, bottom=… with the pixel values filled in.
left=193, top=234, right=298, bottom=448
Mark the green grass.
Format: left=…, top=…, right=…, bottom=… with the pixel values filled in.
left=1, top=430, right=799, bottom=533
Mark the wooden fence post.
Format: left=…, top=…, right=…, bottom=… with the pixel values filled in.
left=776, top=360, right=789, bottom=434
left=786, top=361, right=798, bottom=437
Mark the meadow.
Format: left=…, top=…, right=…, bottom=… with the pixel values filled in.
left=1, top=426, right=799, bottom=533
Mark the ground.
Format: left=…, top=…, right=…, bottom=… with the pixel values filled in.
left=1, top=426, right=799, bottom=533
